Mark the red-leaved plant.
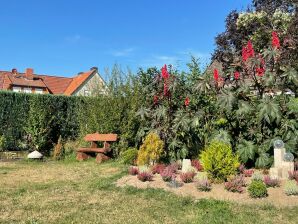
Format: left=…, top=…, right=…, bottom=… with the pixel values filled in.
left=180, top=171, right=196, bottom=183
left=263, top=175, right=280, bottom=188
left=128, top=166, right=139, bottom=175
left=288, top=171, right=298, bottom=183
left=160, top=166, right=175, bottom=182
left=224, top=175, right=246, bottom=193
left=197, top=179, right=212, bottom=192
left=137, top=171, right=153, bottom=182
left=243, top=169, right=254, bottom=177
left=151, top=163, right=166, bottom=174
left=191, top=159, right=203, bottom=172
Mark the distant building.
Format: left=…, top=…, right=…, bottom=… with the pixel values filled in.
left=0, top=67, right=106, bottom=96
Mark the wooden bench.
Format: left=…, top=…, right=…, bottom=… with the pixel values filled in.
left=76, top=133, right=118, bottom=163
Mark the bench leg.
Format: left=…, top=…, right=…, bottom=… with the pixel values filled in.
left=76, top=152, right=91, bottom=161
left=96, top=153, right=110, bottom=163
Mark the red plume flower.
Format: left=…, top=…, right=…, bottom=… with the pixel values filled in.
left=256, top=67, right=265, bottom=77
left=242, top=40, right=255, bottom=62
left=213, top=69, right=219, bottom=82
left=272, top=31, right=280, bottom=49
left=161, top=64, right=169, bottom=79
left=184, top=97, right=190, bottom=107
left=246, top=40, right=255, bottom=57
left=234, top=71, right=240, bottom=80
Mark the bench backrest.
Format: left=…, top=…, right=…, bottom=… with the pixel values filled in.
left=84, top=133, right=118, bottom=142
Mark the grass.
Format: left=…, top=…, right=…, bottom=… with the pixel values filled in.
left=0, top=159, right=297, bottom=224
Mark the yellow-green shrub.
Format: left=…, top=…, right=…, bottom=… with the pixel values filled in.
left=200, top=140, right=240, bottom=182
left=137, top=132, right=164, bottom=165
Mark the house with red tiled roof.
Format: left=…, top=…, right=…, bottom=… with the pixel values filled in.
left=0, top=67, right=106, bottom=96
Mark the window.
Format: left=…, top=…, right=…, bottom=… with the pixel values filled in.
left=12, top=87, right=22, bottom=93
left=23, top=88, right=32, bottom=93
left=35, top=88, right=43, bottom=94
left=84, top=90, right=91, bottom=96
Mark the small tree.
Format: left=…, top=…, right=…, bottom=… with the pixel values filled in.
left=137, top=132, right=164, bottom=165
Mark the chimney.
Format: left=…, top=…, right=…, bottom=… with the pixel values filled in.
left=11, top=68, right=18, bottom=75
left=25, top=68, right=34, bottom=80
left=90, top=66, right=98, bottom=71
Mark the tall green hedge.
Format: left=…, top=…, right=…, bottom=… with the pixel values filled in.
left=0, top=71, right=143, bottom=155
left=0, top=91, right=81, bottom=153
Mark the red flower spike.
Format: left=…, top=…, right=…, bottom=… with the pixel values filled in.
left=256, top=67, right=265, bottom=77
left=246, top=40, right=255, bottom=58
left=161, top=64, right=169, bottom=79
left=272, top=31, right=280, bottom=49
left=242, top=40, right=255, bottom=62
left=213, top=69, right=219, bottom=82
left=184, top=97, right=190, bottom=107
left=234, top=71, right=240, bottom=80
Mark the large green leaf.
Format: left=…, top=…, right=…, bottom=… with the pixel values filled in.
left=237, top=140, right=256, bottom=163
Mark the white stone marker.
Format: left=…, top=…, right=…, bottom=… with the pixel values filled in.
left=27, top=150, right=43, bottom=159
left=182, top=159, right=192, bottom=172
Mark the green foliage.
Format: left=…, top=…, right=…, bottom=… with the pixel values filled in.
left=53, top=136, right=64, bottom=160
left=0, top=135, right=6, bottom=151
left=120, top=147, right=138, bottom=165
left=248, top=180, right=268, bottom=198
left=284, top=180, right=298, bottom=196
left=137, top=132, right=164, bottom=165
left=200, top=140, right=240, bottom=182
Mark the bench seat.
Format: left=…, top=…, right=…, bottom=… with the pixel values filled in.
left=77, top=147, right=110, bottom=153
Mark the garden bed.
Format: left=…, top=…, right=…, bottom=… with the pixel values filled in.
left=116, top=174, right=298, bottom=207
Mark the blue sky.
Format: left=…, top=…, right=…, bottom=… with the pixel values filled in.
left=0, top=0, right=251, bottom=80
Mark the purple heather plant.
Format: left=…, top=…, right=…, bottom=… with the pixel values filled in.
left=151, top=163, right=166, bottom=174
left=197, top=179, right=212, bottom=192
left=161, top=166, right=175, bottom=182
left=180, top=171, right=196, bottom=183
left=128, top=166, right=139, bottom=175
left=243, top=169, right=254, bottom=177
left=224, top=175, right=246, bottom=193
left=137, top=171, right=153, bottom=182
left=263, top=175, right=280, bottom=188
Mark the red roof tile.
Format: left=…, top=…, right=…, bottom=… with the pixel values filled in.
left=64, top=70, right=94, bottom=96
left=0, top=68, right=99, bottom=95
left=37, top=75, right=73, bottom=94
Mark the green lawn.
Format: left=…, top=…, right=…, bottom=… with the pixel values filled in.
left=0, top=160, right=297, bottom=224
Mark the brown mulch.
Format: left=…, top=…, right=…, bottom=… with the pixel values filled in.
left=116, top=174, right=298, bottom=207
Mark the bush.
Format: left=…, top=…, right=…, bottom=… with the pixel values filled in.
left=160, top=166, right=175, bottom=182
left=63, top=140, right=80, bottom=158
left=263, top=176, right=280, bottom=188
left=137, top=132, right=164, bottom=166
left=53, top=136, right=64, bottom=160
left=180, top=171, right=196, bottom=183
left=151, top=163, right=166, bottom=174
left=137, top=171, right=153, bottom=182
left=284, top=180, right=298, bottom=196
left=224, top=175, right=246, bottom=193
left=248, top=180, right=268, bottom=198
left=200, top=140, right=240, bottom=182
left=251, top=171, right=263, bottom=181
left=191, top=159, right=203, bottom=171
left=128, top=166, right=139, bottom=175
left=120, top=148, right=138, bottom=165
